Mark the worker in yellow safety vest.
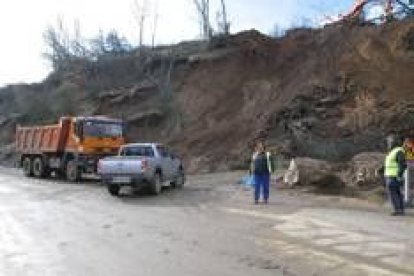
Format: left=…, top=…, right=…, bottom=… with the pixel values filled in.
left=384, top=134, right=407, bottom=216
left=251, top=141, right=273, bottom=205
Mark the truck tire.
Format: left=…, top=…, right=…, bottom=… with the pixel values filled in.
left=22, top=157, right=33, bottom=177
left=66, top=160, right=81, bottom=182
left=108, top=185, right=120, bottom=196
left=150, top=173, right=163, bottom=195
left=33, top=157, right=46, bottom=178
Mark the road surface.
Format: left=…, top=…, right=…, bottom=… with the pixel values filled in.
left=1, top=168, right=414, bottom=276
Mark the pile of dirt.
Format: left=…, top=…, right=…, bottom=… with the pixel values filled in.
left=0, top=19, right=414, bottom=192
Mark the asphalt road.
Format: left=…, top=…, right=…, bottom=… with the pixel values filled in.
left=1, top=169, right=414, bottom=276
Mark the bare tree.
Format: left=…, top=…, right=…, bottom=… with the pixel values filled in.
left=44, top=17, right=132, bottom=70
left=395, top=0, right=414, bottom=16
left=104, top=31, right=132, bottom=54
left=141, top=47, right=183, bottom=132
left=151, top=4, right=159, bottom=48
left=70, top=19, right=89, bottom=58
left=193, top=0, right=213, bottom=39
left=270, top=23, right=283, bottom=38
left=89, top=29, right=106, bottom=57
left=217, top=0, right=230, bottom=35
left=43, top=17, right=72, bottom=70
left=144, top=50, right=175, bottom=99
left=132, top=0, right=149, bottom=47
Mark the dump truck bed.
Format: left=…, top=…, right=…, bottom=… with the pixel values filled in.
left=16, top=120, right=70, bottom=155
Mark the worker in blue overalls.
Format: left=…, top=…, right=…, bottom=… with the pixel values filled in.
left=251, top=141, right=273, bottom=205
left=384, top=134, right=407, bottom=216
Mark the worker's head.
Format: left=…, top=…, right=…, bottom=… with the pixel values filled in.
left=255, top=140, right=265, bottom=153
left=403, top=138, right=412, bottom=151
left=386, top=133, right=402, bottom=151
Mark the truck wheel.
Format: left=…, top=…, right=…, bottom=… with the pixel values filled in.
left=33, top=157, right=46, bottom=178
left=150, top=173, right=163, bottom=195
left=66, top=160, right=81, bottom=182
left=108, top=185, right=120, bottom=196
left=22, top=157, right=33, bottom=177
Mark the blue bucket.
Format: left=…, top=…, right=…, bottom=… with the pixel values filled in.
left=239, top=175, right=255, bottom=187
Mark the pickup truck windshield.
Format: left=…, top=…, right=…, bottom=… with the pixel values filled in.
left=83, top=121, right=123, bottom=138
left=121, top=146, right=155, bottom=157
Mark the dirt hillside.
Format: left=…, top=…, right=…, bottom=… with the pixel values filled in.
left=0, top=19, right=413, bottom=177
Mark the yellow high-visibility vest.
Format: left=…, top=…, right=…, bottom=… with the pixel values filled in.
left=266, top=152, right=273, bottom=174
left=384, top=147, right=404, bottom=177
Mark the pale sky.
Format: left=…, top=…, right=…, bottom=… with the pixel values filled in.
left=0, top=0, right=353, bottom=87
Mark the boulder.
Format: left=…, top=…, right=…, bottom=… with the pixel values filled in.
left=348, top=152, right=385, bottom=189
left=294, top=158, right=346, bottom=195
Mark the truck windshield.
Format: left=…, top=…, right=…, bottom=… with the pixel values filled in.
left=121, top=146, right=154, bottom=157
left=83, top=121, right=123, bottom=138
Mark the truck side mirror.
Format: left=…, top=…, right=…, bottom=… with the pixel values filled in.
left=74, top=121, right=84, bottom=141
left=122, top=122, right=127, bottom=137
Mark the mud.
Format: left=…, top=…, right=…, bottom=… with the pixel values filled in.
left=1, top=169, right=414, bottom=275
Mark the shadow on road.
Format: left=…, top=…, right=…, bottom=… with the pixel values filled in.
left=115, top=185, right=223, bottom=208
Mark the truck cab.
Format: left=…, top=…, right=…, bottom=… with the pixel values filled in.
left=71, top=116, right=125, bottom=154
left=67, top=116, right=126, bottom=175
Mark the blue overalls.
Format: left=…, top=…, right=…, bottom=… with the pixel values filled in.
left=252, top=152, right=272, bottom=203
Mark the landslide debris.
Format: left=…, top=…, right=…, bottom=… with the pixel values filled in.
left=1, top=19, right=414, bottom=195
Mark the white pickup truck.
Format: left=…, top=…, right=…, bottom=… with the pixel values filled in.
left=98, top=143, right=185, bottom=196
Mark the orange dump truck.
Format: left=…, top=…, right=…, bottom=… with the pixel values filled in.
left=16, top=116, right=126, bottom=181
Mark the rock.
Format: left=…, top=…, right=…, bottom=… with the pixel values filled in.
left=348, top=152, right=385, bottom=188
left=99, top=81, right=157, bottom=102
left=99, top=90, right=122, bottom=100
left=294, top=158, right=346, bottom=195
left=283, top=159, right=299, bottom=187
left=126, top=110, right=165, bottom=126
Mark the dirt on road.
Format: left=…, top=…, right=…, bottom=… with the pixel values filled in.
left=1, top=169, right=414, bottom=276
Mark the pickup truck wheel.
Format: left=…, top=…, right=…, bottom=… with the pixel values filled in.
left=33, top=157, right=46, bottom=178
left=108, top=185, right=120, bottom=196
left=22, top=157, right=33, bottom=177
left=66, top=160, right=81, bottom=182
left=150, top=173, right=162, bottom=195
